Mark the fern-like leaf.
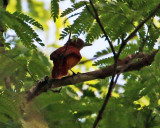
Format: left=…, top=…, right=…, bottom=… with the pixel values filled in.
left=86, top=22, right=102, bottom=43
left=0, top=91, right=22, bottom=127
left=63, top=12, right=81, bottom=24
left=0, top=8, right=43, bottom=48
left=0, top=31, right=5, bottom=46
left=94, top=48, right=111, bottom=58
left=59, top=26, right=71, bottom=40
left=13, top=11, right=43, bottom=30
left=51, top=0, right=59, bottom=22
left=93, top=57, right=114, bottom=66
left=61, top=1, right=86, bottom=17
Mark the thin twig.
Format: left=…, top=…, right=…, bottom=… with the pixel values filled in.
left=89, top=0, right=116, bottom=56
left=87, top=3, right=120, bottom=126
left=2, top=0, right=8, bottom=8
left=93, top=57, right=121, bottom=127
left=87, top=2, right=118, bottom=126
left=92, top=17, right=124, bottom=128
left=84, top=2, right=96, bottom=19
left=118, top=3, right=160, bottom=56
left=79, top=57, right=96, bottom=64
left=93, top=67, right=117, bottom=128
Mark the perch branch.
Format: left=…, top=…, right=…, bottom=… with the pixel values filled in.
left=26, top=50, right=158, bottom=103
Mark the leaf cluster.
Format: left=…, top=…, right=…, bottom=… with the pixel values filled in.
left=0, top=8, right=44, bottom=48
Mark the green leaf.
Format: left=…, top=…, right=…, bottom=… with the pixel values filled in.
left=13, top=11, right=43, bottom=30
left=61, top=1, right=86, bottom=17
left=0, top=8, right=42, bottom=48
left=51, top=0, right=59, bottom=22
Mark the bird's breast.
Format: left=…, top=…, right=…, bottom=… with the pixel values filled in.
left=66, top=54, right=81, bottom=69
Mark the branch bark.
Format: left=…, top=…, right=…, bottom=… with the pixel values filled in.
left=25, top=50, right=158, bottom=103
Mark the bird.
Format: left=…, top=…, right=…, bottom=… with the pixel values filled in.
left=50, top=38, right=91, bottom=79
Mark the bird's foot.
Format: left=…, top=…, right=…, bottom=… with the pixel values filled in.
left=70, top=70, right=80, bottom=76
left=70, top=69, right=76, bottom=75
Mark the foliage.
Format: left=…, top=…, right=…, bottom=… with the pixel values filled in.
left=51, top=0, right=59, bottom=22
left=0, top=8, right=44, bottom=48
left=0, top=91, right=22, bottom=128
left=0, top=0, right=160, bottom=128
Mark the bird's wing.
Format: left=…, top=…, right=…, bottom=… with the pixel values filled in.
left=50, top=46, right=65, bottom=61
left=50, top=45, right=81, bottom=62
left=64, top=46, right=81, bottom=57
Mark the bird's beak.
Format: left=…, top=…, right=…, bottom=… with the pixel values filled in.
left=83, top=43, right=92, bottom=46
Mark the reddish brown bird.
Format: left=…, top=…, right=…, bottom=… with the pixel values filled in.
left=50, top=38, right=91, bottom=79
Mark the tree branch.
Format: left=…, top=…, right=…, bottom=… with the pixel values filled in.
left=25, top=50, right=158, bottom=103
left=85, top=4, right=160, bottom=126
left=2, top=0, right=8, bottom=9
left=89, top=0, right=116, bottom=56
left=91, top=3, right=160, bottom=127
left=117, top=3, right=160, bottom=56
left=88, top=2, right=120, bottom=124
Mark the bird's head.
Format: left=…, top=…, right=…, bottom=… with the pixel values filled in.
left=65, top=38, right=91, bottom=50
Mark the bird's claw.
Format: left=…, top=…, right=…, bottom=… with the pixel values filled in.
left=70, top=69, right=76, bottom=75
left=70, top=70, right=80, bottom=76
